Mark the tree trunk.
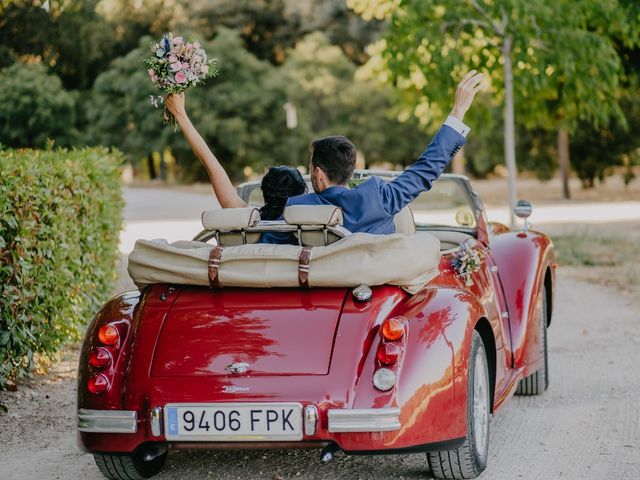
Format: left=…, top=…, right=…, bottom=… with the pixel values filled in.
left=557, top=128, right=571, bottom=199
left=147, top=153, right=157, bottom=180
left=452, top=146, right=465, bottom=174
left=502, top=36, right=518, bottom=227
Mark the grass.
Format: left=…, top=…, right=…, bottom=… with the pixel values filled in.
left=552, top=233, right=640, bottom=294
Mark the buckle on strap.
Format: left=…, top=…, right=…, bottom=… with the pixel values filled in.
left=208, top=245, right=224, bottom=288
left=298, top=247, right=312, bottom=288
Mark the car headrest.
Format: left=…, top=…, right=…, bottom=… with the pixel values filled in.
left=394, top=206, right=416, bottom=235
left=283, top=205, right=343, bottom=226
left=201, top=207, right=261, bottom=231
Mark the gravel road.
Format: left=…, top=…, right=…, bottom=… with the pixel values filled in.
left=1, top=269, right=639, bottom=480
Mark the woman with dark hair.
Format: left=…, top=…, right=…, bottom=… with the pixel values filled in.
left=165, top=93, right=306, bottom=219
left=259, top=166, right=307, bottom=220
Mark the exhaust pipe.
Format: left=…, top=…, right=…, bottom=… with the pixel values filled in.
left=320, top=443, right=340, bottom=463
left=142, top=443, right=168, bottom=462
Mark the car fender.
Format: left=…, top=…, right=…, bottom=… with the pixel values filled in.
left=490, top=230, right=555, bottom=376
left=344, top=286, right=491, bottom=449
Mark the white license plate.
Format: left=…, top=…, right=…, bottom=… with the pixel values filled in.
left=164, top=403, right=303, bottom=441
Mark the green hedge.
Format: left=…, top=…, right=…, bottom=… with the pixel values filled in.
left=0, top=147, right=124, bottom=387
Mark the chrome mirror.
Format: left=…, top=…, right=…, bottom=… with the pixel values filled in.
left=513, top=200, right=533, bottom=232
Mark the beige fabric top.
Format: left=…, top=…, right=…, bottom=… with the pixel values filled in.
left=283, top=205, right=343, bottom=226
left=201, top=207, right=261, bottom=230
left=128, top=233, right=441, bottom=294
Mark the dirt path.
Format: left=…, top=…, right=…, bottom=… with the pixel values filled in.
left=1, top=270, right=639, bottom=480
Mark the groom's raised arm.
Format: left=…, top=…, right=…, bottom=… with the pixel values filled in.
left=379, top=70, right=484, bottom=216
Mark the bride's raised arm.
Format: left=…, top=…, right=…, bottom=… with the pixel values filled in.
left=166, top=93, right=247, bottom=209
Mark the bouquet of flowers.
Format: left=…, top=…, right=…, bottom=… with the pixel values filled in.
left=144, top=33, right=218, bottom=125
left=451, top=239, right=483, bottom=286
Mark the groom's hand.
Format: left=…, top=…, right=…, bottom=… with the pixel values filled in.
left=450, top=70, right=485, bottom=122
left=166, top=92, right=187, bottom=120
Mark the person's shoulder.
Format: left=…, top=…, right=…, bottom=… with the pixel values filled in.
left=286, top=192, right=323, bottom=205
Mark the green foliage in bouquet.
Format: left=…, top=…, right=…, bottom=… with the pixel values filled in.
left=0, top=148, right=124, bottom=387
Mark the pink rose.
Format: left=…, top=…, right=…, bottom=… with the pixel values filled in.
left=172, top=36, right=184, bottom=45
left=174, top=71, right=187, bottom=84
left=168, top=55, right=178, bottom=63
left=170, top=62, right=183, bottom=72
left=181, top=62, right=190, bottom=70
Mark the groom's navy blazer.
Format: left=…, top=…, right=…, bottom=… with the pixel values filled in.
left=261, top=121, right=467, bottom=244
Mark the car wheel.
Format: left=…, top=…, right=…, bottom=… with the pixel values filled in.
left=515, top=286, right=548, bottom=395
left=94, top=444, right=167, bottom=480
left=427, top=330, right=490, bottom=479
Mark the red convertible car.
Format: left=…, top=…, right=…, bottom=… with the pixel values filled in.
left=77, top=172, right=555, bottom=479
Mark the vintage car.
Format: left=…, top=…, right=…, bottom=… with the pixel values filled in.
left=77, top=172, right=556, bottom=479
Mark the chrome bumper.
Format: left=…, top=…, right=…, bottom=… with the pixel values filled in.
left=77, top=409, right=137, bottom=433
left=327, top=408, right=401, bottom=433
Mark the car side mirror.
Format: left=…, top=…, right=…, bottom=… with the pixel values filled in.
left=513, top=200, right=532, bottom=232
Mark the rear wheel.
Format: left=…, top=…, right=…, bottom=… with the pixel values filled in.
left=515, top=286, right=548, bottom=395
left=427, top=330, right=490, bottom=479
left=94, top=444, right=167, bottom=480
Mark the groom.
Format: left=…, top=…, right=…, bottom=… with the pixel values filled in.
left=262, top=70, right=485, bottom=244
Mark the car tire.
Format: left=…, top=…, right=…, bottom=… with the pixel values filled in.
left=94, top=445, right=167, bottom=480
left=515, top=286, right=549, bottom=395
left=427, top=330, right=490, bottom=479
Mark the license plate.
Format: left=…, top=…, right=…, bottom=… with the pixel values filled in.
left=164, top=403, right=303, bottom=441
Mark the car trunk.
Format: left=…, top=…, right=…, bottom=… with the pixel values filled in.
left=151, top=287, right=348, bottom=377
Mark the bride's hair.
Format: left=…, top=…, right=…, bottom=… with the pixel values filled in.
left=260, top=166, right=307, bottom=220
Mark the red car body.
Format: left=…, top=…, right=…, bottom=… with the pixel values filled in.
left=77, top=174, right=556, bottom=478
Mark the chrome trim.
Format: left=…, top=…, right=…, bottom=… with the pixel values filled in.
left=303, top=405, right=318, bottom=436
left=226, top=362, right=250, bottom=374
left=352, top=284, right=372, bottom=302
left=77, top=409, right=137, bottom=433
left=327, top=408, right=401, bottom=433
left=150, top=407, right=163, bottom=437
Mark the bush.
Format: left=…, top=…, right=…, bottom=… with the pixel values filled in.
left=0, top=147, right=123, bottom=387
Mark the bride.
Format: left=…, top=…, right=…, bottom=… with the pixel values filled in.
left=165, top=93, right=307, bottom=220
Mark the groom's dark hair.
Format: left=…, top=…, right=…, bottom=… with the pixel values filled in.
left=310, top=135, right=357, bottom=186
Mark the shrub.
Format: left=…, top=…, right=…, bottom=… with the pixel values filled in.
left=0, top=147, right=123, bottom=387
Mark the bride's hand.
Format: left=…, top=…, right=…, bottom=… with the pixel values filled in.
left=166, top=92, right=187, bottom=120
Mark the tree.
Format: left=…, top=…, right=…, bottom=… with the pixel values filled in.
left=282, top=32, right=427, bottom=168
left=349, top=0, right=631, bottom=216
left=86, top=29, right=305, bottom=182
left=0, top=63, right=76, bottom=148
left=188, top=0, right=384, bottom=65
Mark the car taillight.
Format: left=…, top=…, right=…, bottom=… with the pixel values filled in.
left=89, top=347, right=112, bottom=369
left=87, top=373, right=110, bottom=394
left=98, top=324, right=119, bottom=345
left=376, top=342, right=400, bottom=365
left=381, top=317, right=405, bottom=341
left=373, top=368, right=396, bottom=391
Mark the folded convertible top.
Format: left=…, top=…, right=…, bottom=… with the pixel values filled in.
left=127, top=232, right=441, bottom=294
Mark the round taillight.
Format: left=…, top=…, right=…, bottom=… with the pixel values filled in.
left=89, top=347, right=112, bottom=369
left=87, top=373, right=110, bottom=394
left=373, top=367, right=396, bottom=391
left=98, top=324, right=119, bottom=345
left=381, top=318, right=405, bottom=341
left=376, top=342, right=400, bottom=365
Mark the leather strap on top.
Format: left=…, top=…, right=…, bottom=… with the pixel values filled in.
left=208, top=246, right=224, bottom=288
left=298, top=247, right=312, bottom=288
